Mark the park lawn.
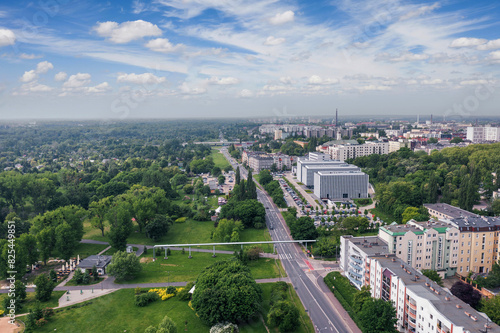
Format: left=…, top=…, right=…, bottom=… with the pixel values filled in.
left=211, top=148, right=231, bottom=169
left=259, top=283, right=314, bottom=333
left=369, top=207, right=396, bottom=224
left=114, top=251, right=282, bottom=284
left=73, top=242, right=108, bottom=259
left=32, top=289, right=215, bottom=333
left=0, top=291, right=65, bottom=315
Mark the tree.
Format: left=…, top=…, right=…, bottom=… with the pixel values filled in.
left=145, top=315, right=178, bottom=333
left=481, top=295, right=500, bottom=325
left=55, top=222, right=78, bottom=261
left=106, top=199, right=133, bottom=251
left=267, top=300, right=299, bottom=332
left=421, top=269, right=443, bottom=287
left=492, top=199, right=500, bottom=216
left=37, top=227, right=55, bottom=265
left=88, top=196, right=113, bottom=236
left=18, top=233, right=38, bottom=267
left=34, top=274, right=55, bottom=302
left=217, top=174, right=226, bottom=185
left=235, top=166, right=241, bottom=185
left=107, top=251, right=142, bottom=281
left=358, top=298, right=398, bottom=333
left=15, top=280, right=27, bottom=302
left=289, top=216, right=318, bottom=240
left=192, top=259, right=261, bottom=326
left=427, top=138, right=438, bottom=144
left=212, top=219, right=243, bottom=243
left=246, top=171, right=257, bottom=200
left=353, top=285, right=371, bottom=313
left=450, top=137, right=463, bottom=144
left=258, top=169, right=273, bottom=186
left=145, top=215, right=172, bottom=241
left=450, top=281, right=481, bottom=308
left=401, top=207, right=420, bottom=223
left=220, top=199, right=266, bottom=229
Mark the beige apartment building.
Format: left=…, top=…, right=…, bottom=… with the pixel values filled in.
left=378, top=221, right=460, bottom=278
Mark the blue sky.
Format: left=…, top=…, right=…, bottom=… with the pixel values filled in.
left=0, top=0, right=500, bottom=119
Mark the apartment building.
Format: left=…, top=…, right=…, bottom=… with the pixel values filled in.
left=341, top=235, right=499, bottom=333
left=467, top=126, right=500, bottom=142
left=378, top=222, right=460, bottom=278
left=328, top=141, right=389, bottom=161
left=247, top=155, right=274, bottom=172
left=443, top=216, right=500, bottom=275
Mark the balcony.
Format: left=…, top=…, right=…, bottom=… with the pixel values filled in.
left=408, top=319, right=417, bottom=329
left=437, top=327, right=450, bottom=333
left=406, top=299, right=417, bottom=311
left=349, top=262, right=363, bottom=271
left=408, top=311, right=416, bottom=320
left=349, top=270, right=363, bottom=279
left=350, top=256, right=363, bottom=265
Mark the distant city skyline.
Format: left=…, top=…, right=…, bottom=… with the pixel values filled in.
left=0, top=0, right=500, bottom=119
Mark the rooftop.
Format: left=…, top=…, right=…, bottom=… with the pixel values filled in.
left=316, top=170, right=367, bottom=176
left=78, top=255, right=112, bottom=269
left=347, top=236, right=391, bottom=256
left=375, top=255, right=498, bottom=332
left=449, top=216, right=500, bottom=229
left=424, top=203, right=478, bottom=219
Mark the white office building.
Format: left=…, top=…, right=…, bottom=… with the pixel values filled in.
left=328, top=141, right=389, bottom=161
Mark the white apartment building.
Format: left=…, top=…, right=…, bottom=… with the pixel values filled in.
left=340, top=235, right=499, bottom=333
left=328, top=141, right=389, bottom=161
left=467, top=126, right=500, bottom=142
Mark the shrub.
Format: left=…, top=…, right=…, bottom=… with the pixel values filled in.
left=210, top=322, right=239, bottom=333
left=42, top=308, right=54, bottom=319
left=134, top=292, right=160, bottom=307
left=35, top=318, right=48, bottom=327
left=166, top=286, right=177, bottom=295
left=175, top=217, right=187, bottom=223
left=134, top=287, right=142, bottom=295
left=178, top=282, right=194, bottom=301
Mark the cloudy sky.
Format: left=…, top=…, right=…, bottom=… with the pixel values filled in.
left=0, top=0, right=499, bottom=120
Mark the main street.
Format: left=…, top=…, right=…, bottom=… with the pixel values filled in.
left=220, top=148, right=359, bottom=333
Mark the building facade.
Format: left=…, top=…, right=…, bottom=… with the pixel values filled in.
left=467, top=126, right=500, bottom=142
left=313, top=170, right=369, bottom=200
left=328, top=141, right=389, bottom=161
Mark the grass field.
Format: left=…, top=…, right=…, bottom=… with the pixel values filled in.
left=115, top=250, right=282, bottom=284
left=31, top=283, right=311, bottom=333
left=73, top=242, right=109, bottom=258
left=369, top=207, right=396, bottom=224
left=0, top=291, right=66, bottom=315
left=211, top=148, right=231, bottom=169
left=84, top=218, right=275, bottom=253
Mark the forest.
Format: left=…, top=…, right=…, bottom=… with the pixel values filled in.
left=348, top=143, right=500, bottom=222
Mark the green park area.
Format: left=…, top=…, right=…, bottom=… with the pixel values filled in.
left=114, top=250, right=284, bottom=284
left=32, top=283, right=311, bottom=333
left=0, top=291, right=65, bottom=315
left=210, top=148, right=231, bottom=169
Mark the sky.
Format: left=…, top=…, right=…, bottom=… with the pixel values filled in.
left=0, top=0, right=500, bottom=120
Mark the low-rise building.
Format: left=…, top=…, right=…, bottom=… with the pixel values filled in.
left=424, top=203, right=478, bottom=220
left=313, top=170, right=369, bottom=200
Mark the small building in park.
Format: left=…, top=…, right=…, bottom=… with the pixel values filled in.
left=77, top=255, right=112, bottom=275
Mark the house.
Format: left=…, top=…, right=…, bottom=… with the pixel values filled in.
left=77, top=255, right=112, bottom=275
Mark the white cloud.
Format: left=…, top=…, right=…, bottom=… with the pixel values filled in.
left=179, top=82, right=206, bottom=95
left=449, top=37, right=487, bottom=48
left=36, top=61, right=53, bottom=74
left=19, top=53, right=42, bottom=60
left=359, top=85, right=392, bottom=91
left=18, top=81, right=53, bottom=93
left=0, top=28, right=15, bottom=47
left=477, top=39, right=500, bottom=51
left=117, top=72, right=166, bottom=85
left=459, top=79, right=488, bottom=85
left=54, top=72, right=67, bottom=81
left=20, top=70, right=37, bottom=83
left=488, top=51, right=500, bottom=62
left=390, top=53, right=429, bottom=62
left=208, top=76, right=239, bottom=85
left=145, top=38, right=184, bottom=53
left=86, top=82, right=111, bottom=93
left=269, top=10, right=294, bottom=25
left=280, top=76, right=293, bottom=85
left=308, top=75, right=339, bottom=85
left=400, top=2, right=440, bottom=21
left=93, top=20, right=162, bottom=44
left=264, top=36, right=285, bottom=46
left=63, top=73, right=91, bottom=88
left=238, top=89, right=253, bottom=98
left=421, top=78, right=443, bottom=85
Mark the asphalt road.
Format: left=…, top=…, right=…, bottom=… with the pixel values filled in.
left=221, top=148, right=355, bottom=333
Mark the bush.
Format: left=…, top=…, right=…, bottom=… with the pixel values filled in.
left=134, top=292, right=160, bottom=307
left=175, top=217, right=187, bottom=223
left=166, top=286, right=177, bottom=295
left=178, top=282, right=194, bottom=301
left=268, top=300, right=299, bottom=332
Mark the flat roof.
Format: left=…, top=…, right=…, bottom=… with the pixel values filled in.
left=424, top=203, right=478, bottom=219
left=78, top=255, right=112, bottom=269
left=449, top=216, right=500, bottom=228
left=347, top=236, right=392, bottom=256
left=375, top=255, right=498, bottom=332
left=316, top=170, right=367, bottom=176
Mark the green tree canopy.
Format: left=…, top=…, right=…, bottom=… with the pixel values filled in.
left=107, top=251, right=142, bottom=281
